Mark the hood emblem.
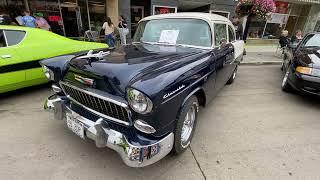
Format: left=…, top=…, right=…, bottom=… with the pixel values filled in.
left=74, top=74, right=94, bottom=86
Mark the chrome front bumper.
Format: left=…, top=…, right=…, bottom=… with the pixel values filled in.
left=44, top=95, right=174, bottom=167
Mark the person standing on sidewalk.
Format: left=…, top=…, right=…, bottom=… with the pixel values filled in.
left=22, top=10, right=36, bottom=28
left=35, top=13, right=51, bottom=31
left=102, top=17, right=115, bottom=48
left=291, top=30, right=303, bottom=43
left=118, top=15, right=129, bottom=45
left=232, top=16, right=243, bottom=40
left=0, top=9, right=12, bottom=25
left=279, top=30, right=290, bottom=48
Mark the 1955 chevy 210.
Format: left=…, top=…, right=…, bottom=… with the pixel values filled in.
left=42, top=13, right=244, bottom=167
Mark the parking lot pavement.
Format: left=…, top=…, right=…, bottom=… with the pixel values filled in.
left=1, top=65, right=320, bottom=180
left=242, top=45, right=283, bottom=65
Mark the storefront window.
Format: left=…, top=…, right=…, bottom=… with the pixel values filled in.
left=246, top=2, right=312, bottom=39
left=28, top=0, right=64, bottom=35
left=247, top=17, right=266, bottom=39
left=0, top=0, right=7, bottom=7
left=88, top=0, right=105, bottom=32
left=78, top=0, right=89, bottom=33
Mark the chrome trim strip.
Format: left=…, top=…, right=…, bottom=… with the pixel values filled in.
left=60, top=81, right=132, bottom=126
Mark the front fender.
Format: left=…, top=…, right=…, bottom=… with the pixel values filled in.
left=39, top=54, right=76, bottom=83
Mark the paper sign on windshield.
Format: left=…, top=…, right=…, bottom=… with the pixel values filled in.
left=159, top=30, right=179, bottom=44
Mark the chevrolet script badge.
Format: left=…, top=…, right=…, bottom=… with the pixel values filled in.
left=74, top=74, right=94, bottom=86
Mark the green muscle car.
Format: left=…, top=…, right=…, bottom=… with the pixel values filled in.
left=0, top=25, right=107, bottom=93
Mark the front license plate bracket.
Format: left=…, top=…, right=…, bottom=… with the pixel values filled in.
left=66, top=114, right=85, bottom=139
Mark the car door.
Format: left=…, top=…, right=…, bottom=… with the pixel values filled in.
left=0, top=29, right=26, bottom=92
left=212, top=23, right=234, bottom=93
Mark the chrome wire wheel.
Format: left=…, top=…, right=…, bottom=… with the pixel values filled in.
left=181, top=105, right=196, bottom=148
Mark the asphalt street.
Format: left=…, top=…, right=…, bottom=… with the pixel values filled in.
left=1, top=65, right=320, bottom=180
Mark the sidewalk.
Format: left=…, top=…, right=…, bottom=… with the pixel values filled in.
left=241, top=45, right=283, bottom=65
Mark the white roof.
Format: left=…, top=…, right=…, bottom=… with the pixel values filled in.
left=141, top=12, right=230, bottom=23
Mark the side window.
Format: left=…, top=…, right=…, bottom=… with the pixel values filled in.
left=4, top=30, right=26, bottom=46
left=214, top=24, right=227, bottom=46
left=0, top=30, right=6, bottom=48
left=228, top=25, right=235, bottom=42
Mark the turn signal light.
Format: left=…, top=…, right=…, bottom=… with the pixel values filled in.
left=134, top=120, right=156, bottom=134
left=295, top=66, right=312, bottom=75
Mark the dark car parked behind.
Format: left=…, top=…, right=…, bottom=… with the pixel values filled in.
left=282, top=32, right=320, bottom=95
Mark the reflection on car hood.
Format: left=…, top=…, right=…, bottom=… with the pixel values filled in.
left=65, top=44, right=208, bottom=95
left=298, top=47, right=320, bottom=69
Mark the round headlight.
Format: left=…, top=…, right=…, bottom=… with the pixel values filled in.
left=127, top=88, right=153, bottom=114
left=42, top=65, right=54, bottom=80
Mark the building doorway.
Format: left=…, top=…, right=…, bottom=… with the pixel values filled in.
left=131, top=0, right=150, bottom=37
left=130, top=6, right=144, bottom=37
left=61, top=5, right=82, bottom=37
left=285, top=16, right=298, bottom=37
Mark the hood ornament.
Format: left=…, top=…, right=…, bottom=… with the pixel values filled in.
left=77, top=50, right=110, bottom=60
left=74, top=74, right=94, bottom=86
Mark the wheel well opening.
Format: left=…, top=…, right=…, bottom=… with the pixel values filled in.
left=194, top=89, right=206, bottom=107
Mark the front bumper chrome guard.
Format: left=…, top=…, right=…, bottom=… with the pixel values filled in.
left=44, top=95, right=174, bottom=167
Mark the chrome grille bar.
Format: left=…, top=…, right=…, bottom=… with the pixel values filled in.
left=60, top=81, right=131, bottom=126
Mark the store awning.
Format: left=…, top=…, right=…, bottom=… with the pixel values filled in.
left=291, top=0, right=320, bottom=4
left=278, top=0, right=320, bottom=4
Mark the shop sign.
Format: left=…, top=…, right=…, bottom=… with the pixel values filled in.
left=275, top=1, right=289, bottom=14
left=267, top=13, right=288, bottom=24
left=48, top=16, right=61, bottom=22
left=153, top=6, right=177, bottom=15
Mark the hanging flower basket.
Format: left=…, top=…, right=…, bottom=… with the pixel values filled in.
left=252, top=0, right=276, bottom=19
left=236, top=0, right=276, bottom=19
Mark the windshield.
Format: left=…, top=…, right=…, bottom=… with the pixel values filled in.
left=300, top=34, right=320, bottom=48
left=133, top=18, right=212, bottom=47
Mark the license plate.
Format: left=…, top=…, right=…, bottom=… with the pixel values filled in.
left=66, top=114, right=85, bottom=139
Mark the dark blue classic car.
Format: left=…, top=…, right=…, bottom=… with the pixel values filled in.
left=42, top=13, right=244, bottom=167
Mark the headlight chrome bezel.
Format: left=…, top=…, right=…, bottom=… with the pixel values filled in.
left=127, top=88, right=153, bottom=114
left=42, top=65, right=54, bottom=80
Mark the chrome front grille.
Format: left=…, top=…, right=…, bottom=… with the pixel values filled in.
left=60, top=81, right=131, bottom=125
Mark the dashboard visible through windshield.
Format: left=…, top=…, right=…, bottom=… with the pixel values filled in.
left=133, top=18, right=212, bottom=48
left=301, top=34, right=320, bottom=48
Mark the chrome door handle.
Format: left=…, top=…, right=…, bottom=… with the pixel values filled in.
left=1, top=55, right=11, bottom=59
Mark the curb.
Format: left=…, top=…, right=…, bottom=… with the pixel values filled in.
left=240, top=61, right=282, bottom=66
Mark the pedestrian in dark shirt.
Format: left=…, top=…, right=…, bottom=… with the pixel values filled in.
left=231, top=16, right=243, bottom=40
left=279, top=30, right=290, bottom=48
left=0, top=8, right=12, bottom=25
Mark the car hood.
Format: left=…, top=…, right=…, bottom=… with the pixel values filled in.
left=64, top=44, right=208, bottom=96
left=297, top=47, right=320, bottom=69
